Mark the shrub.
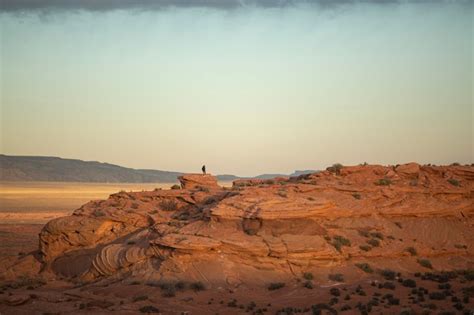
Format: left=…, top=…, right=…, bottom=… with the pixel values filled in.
left=380, top=269, right=397, bottom=280
left=330, top=288, right=341, bottom=296
left=190, top=281, right=205, bottom=292
left=327, top=163, right=343, bottom=175
left=418, top=259, right=433, bottom=269
left=159, top=199, right=178, bottom=211
left=303, top=272, right=314, bottom=280
left=161, top=287, right=176, bottom=297
left=447, top=178, right=460, bottom=186
left=428, top=291, right=446, bottom=300
left=367, top=239, right=380, bottom=247
left=438, top=283, right=451, bottom=290
left=94, top=209, right=105, bottom=217
left=375, top=178, right=392, bottom=186
left=204, top=197, right=217, bottom=205
left=405, top=247, right=418, bottom=256
left=359, top=245, right=371, bottom=251
left=358, top=230, right=370, bottom=238
left=303, top=281, right=313, bottom=289
left=355, top=263, right=373, bottom=273
left=454, top=244, right=467, bottom=249
left=268, top=282, right=285, bottom=290
left=170, top=184, right=181, bottom=190
left=382, top=282, right=396, bottom=290
left=197, top=186, right=210, bottom=192
left=139, top=306, right=160, bottom=313
left=402, top=279, right=417, bottom=288
left=352, top=193, right=361, bottom=200
left=311, top=303, right=337, bottom=315
left=332, top=236, right=351, bottom=252
left=370, top=232, right=384, bottom=240
left=174, top=281, right=186, bottom=291
left=328, top=273, right=344, bottom=282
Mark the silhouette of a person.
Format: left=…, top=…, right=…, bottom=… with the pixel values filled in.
left=202, top=165, right=206, bottom=175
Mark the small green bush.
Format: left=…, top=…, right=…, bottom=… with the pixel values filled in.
left=375, top=178, right=392, bottom=186
left=355, top=263, right=373, bottom=273
left=329, top=287, right=340, bottom=296
left=358, top=230, right=370, bottom=238
left=190, top=281, right=205, bottom=292
left=197, top=186, right=210, bottom=192
left=175, top=281, right=186, bottom=291
left=359, top=245, right=371, bottom=251
left=352, top=193, right=361, bottom=200
left=326, top=163, right=343, bottom=175
left=170, top=184, right=181, bottom=190
left=447, top=179, right=460, bottom=187
left=303, top=281, right=313, bottom=289
left=303, top=272, right=314, bottom=280
left=418, top=259, right=433, bottom=269
left=380, top=269, right=396, bottom=280
left=402, top=279, right=417, bottom=288
left=381, top=282, right=396, bottom=290
left=159, top=199, right=178, bottom=211
left=405, top=247, right=418, bottom=256
left=94, top=209, right=105, bottom=217
left=139, top=306, right=160, bottom=313
left=367, top=239, right=380, bottom=247
left=328, top=273, right=344, bottom=282
left=332, top=235, right=351, bottom=252
left=268, top=282, right=285, bottom=290
left=161, top=287, right=176, bottom=297
left=370, top=232, right=384, bottom=240
left=428, top=291, right=446, bottom=300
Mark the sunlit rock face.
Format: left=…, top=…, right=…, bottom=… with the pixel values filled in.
left=23, top=165, right=474, bottom=286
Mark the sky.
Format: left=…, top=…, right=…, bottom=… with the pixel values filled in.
left=0, top=0, right=473, bottom=176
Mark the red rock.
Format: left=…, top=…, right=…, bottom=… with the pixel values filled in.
left=395, top=163, right=420, bottom=179
left=3, top=166, right=473, bottom=289
left=3, top=294, right=30, bottom=306
left=178, top=174, right=219, bottom=189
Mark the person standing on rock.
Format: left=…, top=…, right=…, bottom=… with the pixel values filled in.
left=202, top=165, right=206, bottom=175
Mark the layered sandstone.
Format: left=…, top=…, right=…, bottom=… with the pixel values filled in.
left=3, top=165, right=473, bottom=287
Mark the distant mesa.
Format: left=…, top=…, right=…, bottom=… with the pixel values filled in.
left=0, top=154, right=313, bottom=183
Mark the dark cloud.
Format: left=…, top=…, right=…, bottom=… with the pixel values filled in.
left=0, top=0, right=456, bottom=13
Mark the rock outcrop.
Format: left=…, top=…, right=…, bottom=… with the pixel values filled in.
left=178, top=173, right=219, bottom=189
left=4, top=165, right=474, bottom=287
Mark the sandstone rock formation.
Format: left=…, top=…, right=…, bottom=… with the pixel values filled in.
left=178, top=173, right=219, bottom=189
left=2, top=165, right=474, bottom=288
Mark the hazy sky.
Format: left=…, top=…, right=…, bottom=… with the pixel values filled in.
left=1, top=1, right=472, bottom=176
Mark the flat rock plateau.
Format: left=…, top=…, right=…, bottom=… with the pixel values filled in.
left=0, top=164, right=473, bottom=314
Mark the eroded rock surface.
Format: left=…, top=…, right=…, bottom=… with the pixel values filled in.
left=2, top=165, right=473, bottom=287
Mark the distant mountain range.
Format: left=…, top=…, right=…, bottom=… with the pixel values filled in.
left=0, top=155, right=316, bottom=183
